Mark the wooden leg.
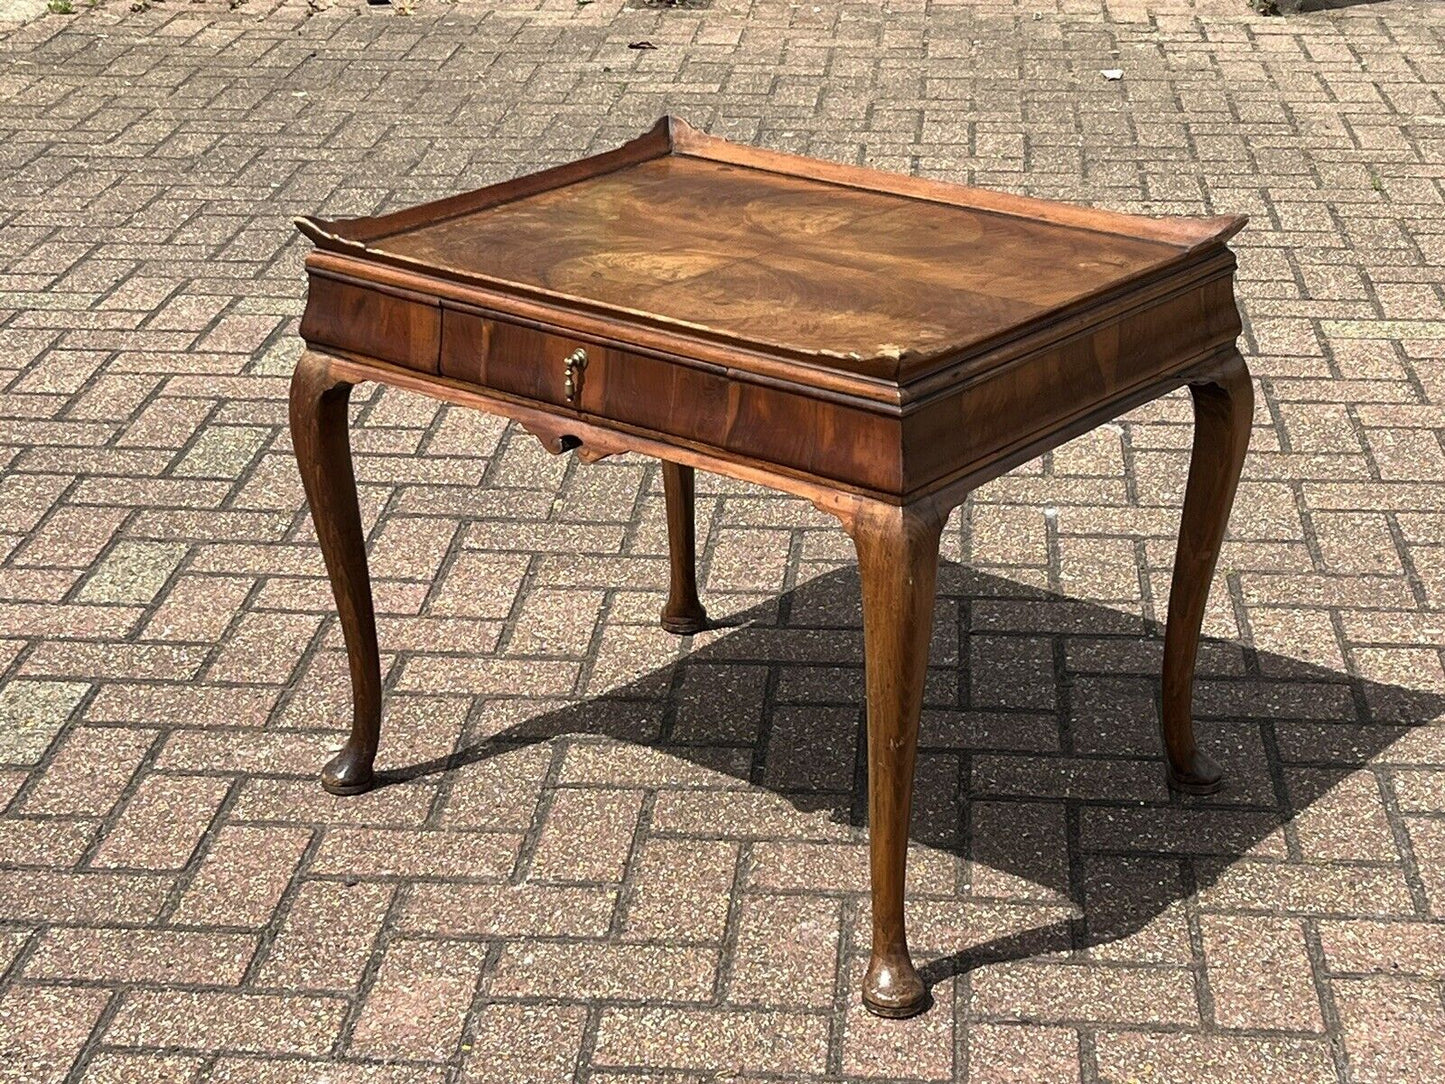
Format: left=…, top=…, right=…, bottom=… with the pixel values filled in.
left=660, top=461, right=708, bottom=634
left=1162, top=352, right=1253, bottom=795
left=290, top=350, right=382, bottom=797
left=847, top=499, right=945, bottom=1018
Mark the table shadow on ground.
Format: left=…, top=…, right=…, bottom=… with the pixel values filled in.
left=379, top=562, right=1444, bottom=998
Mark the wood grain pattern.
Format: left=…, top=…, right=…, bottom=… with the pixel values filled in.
left=668, top=116, right=1245, bottom=251
left=902, top=259, right=1241, bottom=495
left=300, top=264, right=1239, bottom=499
left=374, top=155, right=1181, bottom=372
left=300, top=275, right=440, bottom=375
left=434, top=299, right=907, bottom=492
left=660, top=462, right=708, bottom=635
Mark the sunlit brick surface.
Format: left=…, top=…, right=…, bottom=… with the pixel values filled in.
left=1, top=0, right=1443, bottom=1080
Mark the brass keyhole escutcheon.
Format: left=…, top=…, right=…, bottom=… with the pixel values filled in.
left=563, top=348, right=588, bottom=404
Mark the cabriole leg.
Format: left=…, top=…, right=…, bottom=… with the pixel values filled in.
left=848, top=499, right=945, bottom=1018
left=289, top=350, right=382, bottom=796
left=1162, top=352, right=1253, bottom=795
left=660, top=461, right=708, bottom=635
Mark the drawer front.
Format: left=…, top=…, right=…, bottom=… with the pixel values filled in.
left=442, top=308, right=595, bottom=409
left=441, top=306, right=902, bottom=492
left=301, top=274, right=440, bottom=374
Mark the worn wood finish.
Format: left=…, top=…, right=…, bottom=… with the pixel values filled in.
left=660, top=462, right=708, bottom=635
left=846, top=498, right=946, bottom=1018
left=289, top=350, right=382, bottom=796
left=299, top=116, right=1245, bottom=385
left=1162, top=351, right=1254, bottom=794
left=901, top=262, right=1240, bottom=495
left=376, top=154, right=1186, bottom=372
left=290, top=118, right=1254, bottom=1019
left=664, top=117, right=1246, bottom=254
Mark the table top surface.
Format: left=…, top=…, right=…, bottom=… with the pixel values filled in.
left=301, top=118, right=1243, bottom=382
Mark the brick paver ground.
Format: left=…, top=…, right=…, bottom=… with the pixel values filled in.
left=1, top=0, right=1443, bottom=1080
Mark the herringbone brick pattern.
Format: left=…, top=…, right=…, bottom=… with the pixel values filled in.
left=1, top=0, right=1443, bottom=1080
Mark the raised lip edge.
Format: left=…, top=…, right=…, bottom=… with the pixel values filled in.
left=294, top=115, right=1247, bottom=377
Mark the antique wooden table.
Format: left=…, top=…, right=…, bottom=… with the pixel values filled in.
left=291, top=117, right=1252, bottom=1019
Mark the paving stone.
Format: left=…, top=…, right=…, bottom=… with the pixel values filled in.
left=1093, top=1032, right=1338, bottom=1084
left=528, top=786, right=644, bottom=883
left=90, top=771, right=231, bottom=870
left=1333, top=976, right=1445, bottom=1084
left=0, top=869, right=172, bottom=925
left=725, top=892, right=839, bottom=1008
left=349, top=938, right=488, bottom=1061
left=622, top=836, right=739, bottom=943
left=207, top=1061, right=444, bottom=1084
left=969, top=961, right=1200, bottom=1026
left=968, top=1023, right=1081, bottom=1084
left=1317, top=918, right=1445, bottom=980
left=310, top=826, right=520, bottom=881
left=459, top=1003, right=587, bottom=1084
left=1199, top=915, right=1325, bottom=1031
left=0, top=984, right=111, bottom=1084
left=255, top=879, right=394, bottom=992
left=78, top=1052, right=207, bottom=1084
left=403, top=880, right=618, bottom=940
left=0, top=679, right=88, bottom=765
left=841, top=958, right=956, bottom=1080
left=1406, top=816, right=1445, bottom=919
left=592, top=1006, right=830, bottom=1075
left=2, top=1, right=1445, bottom=1080
left=172, top=825, right=312, bottom=928
left=25, top=926, right=258, bottom=986
left=489, top=940, right=720, bottom=1002
left=105, top=990, right=349, bottom=1057
left=74, top=540, right=186, bottom=605
left=0, top=815, right=96, bottom=866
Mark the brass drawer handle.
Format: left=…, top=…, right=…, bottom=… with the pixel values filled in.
left=563, top=348, right=588, bottom=403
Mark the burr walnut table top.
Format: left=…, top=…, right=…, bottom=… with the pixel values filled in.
left=366, top=155, right=1187, bottom=370
left=296, top=115, right=1246, bottom=502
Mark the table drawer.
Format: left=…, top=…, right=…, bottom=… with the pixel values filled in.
left=441, top=308, right=745, bottom=443
left=440, top=308, right=593, bottom=409
left=439, top=306, right=899, bottom=491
